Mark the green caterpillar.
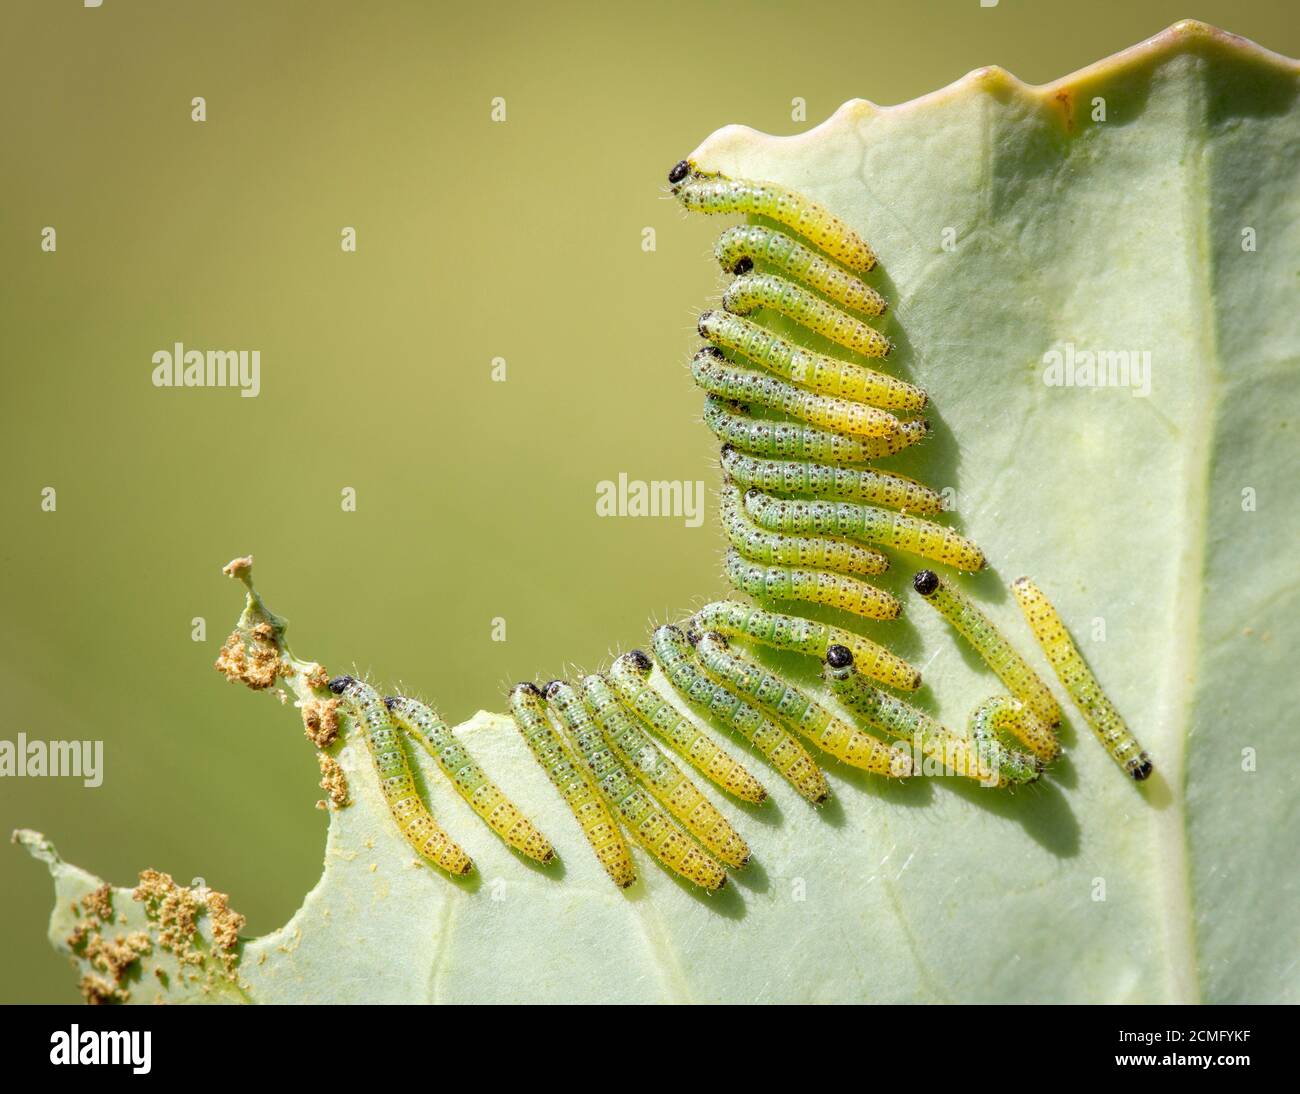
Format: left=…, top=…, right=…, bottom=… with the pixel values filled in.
left=651, top=626, right=829, bottom=805
left=669, top=160, right=877, bottom=272
left=714, top=223, right=887, bottom=315
left=724, top=272, right=891, bottom=357
left=385, top=695, right=555, bottom=864
left=699, top=310, right=920, bottom=409
left=721, top=444, right=945, bottom=514
left=690, top=599, right=922, bottom=693
left=719, top=481, right=890, bottom=577
left=702, top=396, right=930, bottom=464
left=691, top=631, right=910, bottom=778
left=743, top=488, right=986, bottom=572
left=544, top=680, right=729, bottom=891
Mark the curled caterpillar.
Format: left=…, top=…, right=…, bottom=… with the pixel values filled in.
left=545, top=680, right=728, bottom=892
left=724, top=548, right=901, bottom=621
left=651, top=625, right=829, bottom=805
left=693, top=631, right=911, bottom=777
left=714, top=224, right=887, bottom=315
left=721, top=444, right=945, bottom=514
left=668, top=160, right=877, bottom=272
left=691, top=599, right=921, bottom=692
left=703, top=396, right=930, bottom=464
left=609, top=651, right=768, bottom=803
left=743, top=488, right=986, bottom=572
left=692, top=348, right=904, bottom=440
left=912, top=569, right=1062, bottom=742
left=719, top=481, right=890, bottom=577
left=328, top=675, right=474, bottom=875
left=1011, top=577, right=1153, bottom=781
left=967, top=696, right=1051, bottom=785
left=700, top=310, right=922, bottom=410
left=822, top=648, right=1041, bottom=787
left=385, top=695, right=555, bottom=864
left=508, top=682, right=637, bottom=888
left=724, top=272, right=891, bottom=357
left=580, top=674, right=750, bottom=868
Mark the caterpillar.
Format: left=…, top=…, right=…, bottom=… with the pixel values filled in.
left=668, top=160, right=877, bottom=272
left=690, top=599, right=922, bottom=693
left=743, top=488, right=987, bottom=572
left=651, top=624, right=829, bottom=805
left=714, top=224, right=887, bottom=315
left=699, top=311, right=921, bottom=410
left=580, top=674, right=750, bottom=868
left=1011, top=577, right=1153, bottom=781
left=724, top=548, right=901, bottom=621
left=327, top=676, right=474, bottom=875
left=723, top=272, right=891, bottom=357
left=721, top=444, right=945, bottom=514
left=385, top=695, right=555, bottom=864
left=966, top=696, right=1051, bottom=786
left=544, top=680, right=728, bottom=891
left=719, top=481, right=890, bottom=577
left=608, top=651, right=768, bottom=804
left=692, top=348, right=904, bottom=440
left=508, top=682, right=637, bottom=888
left=702, top=396, right=930, bottom=463
left=692, top=631, right=910, bottom=777
left=822, top=648, right=1041, bottom=787
left=912, top=569, right=1062, bottom=745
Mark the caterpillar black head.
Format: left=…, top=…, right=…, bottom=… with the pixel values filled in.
left=667, top=159, right=690, bottom=186
left=825, top=645, right=854, bottom=670
left=511, top=681, right=543, bottom=699
left=327, top=674, right=355, bottom=695
left=731, top=256, right=754, bottom=276
left=543, top=680, right=564, bottom=700
left=626, top=649, right=652, bottom=672
left=913, top=570, right=940, bottom=597
left=383, top=696, right=398, bottom=710
left=1130, top=754, right=1155, bottom=782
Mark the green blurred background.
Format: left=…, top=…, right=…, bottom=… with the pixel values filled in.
left=1, top=0, right=1294, bottom=1002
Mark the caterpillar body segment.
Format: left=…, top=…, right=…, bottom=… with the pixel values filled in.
left=721, top=445, right=944, bottom=514
left=912, top=569, right=1061, bottom=739
left=719, top=481, right=889, bottom=577
left=651, top=625, right=829, bottom=805
left=580, top=675, right=750, bottom=868
left=508, top=683, right=637, bottom=888
left=724, top=272, right=891, bottom=357
left=327, top=676, right=473, bottom=876
left=692, top=349, right=904, bottom=440
left=544, top=681, right=728, bottom=892
left=703, top=396, right=929, bottom=464
left=821, top=650, right=1038, bottom=787
left=699, top=310, right=920, bottom=410
left=724, top=549, right=901, bottom=621
left=668, top=160, right=877, bottom=273
left=385, top=696, right=555, bottom=864
left=967, top=697, right=1051, bottom=785
left=743, top=489, right=987, bottom=572
left=714, top=223, right=887, bottom=315
left=691, top=599, right=921, bottom=692
left=608, top=651, right=768, bottom=804
left=691, top=632, right=910, bottom=778
left=1011, top=578, right=1153, bottom=781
